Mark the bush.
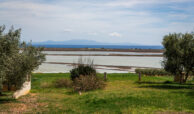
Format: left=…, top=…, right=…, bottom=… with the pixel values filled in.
left=135, top=68, right=171, bottom=76
left=41, top=82, right=52, bottom=88
left=70, top=58, right=96, bottom=80
left=53, top=78, right=72, bottom=88
left=73, top=75, right=106, bottom=92
left=70, top=57, right=106, bottom=93
left=0, top=26, right=45, bottom=92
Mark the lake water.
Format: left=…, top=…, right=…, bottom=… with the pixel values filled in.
left=43, top=51, right=162, bottom=55
left=34, top=51, right=163, bottom=73
left=33, top=45, right=163, bottom=49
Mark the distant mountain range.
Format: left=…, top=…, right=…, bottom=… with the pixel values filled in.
left=32, top=39, right=139, bottom=45
left=31, top=40, right=163, bottom=49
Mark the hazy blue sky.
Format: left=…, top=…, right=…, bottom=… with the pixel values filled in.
left=0, top=0, right=194, bottom=45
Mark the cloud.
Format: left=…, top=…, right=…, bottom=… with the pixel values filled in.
left=64, top=29, right=73, bottom=33
left=105, top=0, right=193, bottom=8
left=109, top=32, right=122, bottom=37
left=0, top=0, right=193, bottom=45
left=88, top=32, right=97, bottom=35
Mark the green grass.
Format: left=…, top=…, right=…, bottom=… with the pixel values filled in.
left=0, top=73, right=194, bottom=113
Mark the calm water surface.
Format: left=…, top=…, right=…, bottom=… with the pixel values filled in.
left=43, top=51, right=162, bottom=55
left=35, top=51, right=163, bottom=73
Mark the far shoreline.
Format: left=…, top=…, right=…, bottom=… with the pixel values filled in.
left=43, top=48, right=163, bottom=53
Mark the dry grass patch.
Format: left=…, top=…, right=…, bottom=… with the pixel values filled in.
left=0, top=93, right=48, bottom=113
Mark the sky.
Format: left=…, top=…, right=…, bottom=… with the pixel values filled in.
left=0, top=0, right=194, bottom=45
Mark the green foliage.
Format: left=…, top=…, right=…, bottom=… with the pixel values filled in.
left=135, top=68, right=170, bottom=76
left=70, top=58, right=96, bottom=80
left=0, top=25, right=45, bottom=92
left=70, top=58, right=105, bottom=92
left=53, top=78, right=72, bottom=88
left=162, top=32, right=194, bottom=83
left=73, top=75, right=106, bottom=92
left=70, top=65, right=96, bottom=80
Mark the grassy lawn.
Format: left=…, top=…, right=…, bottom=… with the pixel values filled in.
left=0, top=73, right=193, bottom=113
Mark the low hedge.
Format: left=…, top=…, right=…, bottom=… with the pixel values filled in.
left=135, top=68, right=171, bottom=76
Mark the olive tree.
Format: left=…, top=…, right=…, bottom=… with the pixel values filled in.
left=162, top=33, right=194, bottom=83
left=0, top=25, right=45, bottom=94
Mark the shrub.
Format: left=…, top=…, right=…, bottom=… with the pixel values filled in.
left=70, top=57, right=96, bottom=80
left=0, top=26, right=45, bottom=93
left=41, top=82, right=52, bottom=88
left=54, top=78, right=72, bottom=88
left=70, top=57, right=106, bottom=93
left=70, top=65, right=96, bottom=80
left=73, top=75, right=106, bottom=92
left=135, top=68, right=171, bottom=76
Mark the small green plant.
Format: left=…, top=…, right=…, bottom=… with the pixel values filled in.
left=53, top=78, right=72, bottom=88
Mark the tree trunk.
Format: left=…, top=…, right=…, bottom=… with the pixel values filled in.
left=79, top=91, right=82, bottom=95
left=174, top=75, right=184, bottom=84
left=104, top=72, right=107, bottom=81
left=7, top=83, right=11, bottom=91
left=27, top=74, right=31, bottom=82
left=138, top=72, right=141, bottom=82
left=183, top=72, right=189, bottom=83
left=179, top=75, right=183, bottom=84
left=174, top=75, right=181, bottom=82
